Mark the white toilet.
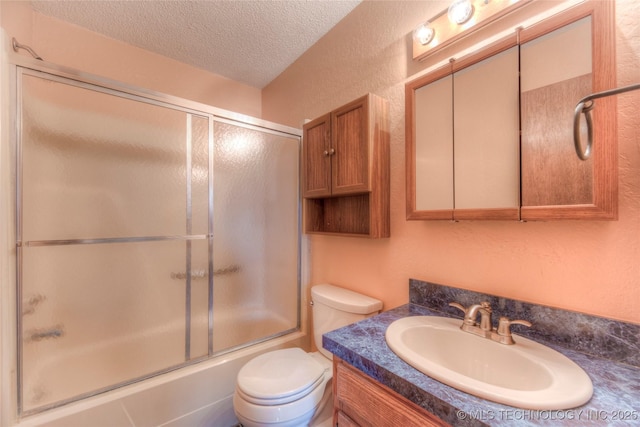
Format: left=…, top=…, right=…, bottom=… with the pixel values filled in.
left=233, top=284, right=382, bottom=427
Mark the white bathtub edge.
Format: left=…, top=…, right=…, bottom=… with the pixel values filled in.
left=14, top=331, right=306, bottom=427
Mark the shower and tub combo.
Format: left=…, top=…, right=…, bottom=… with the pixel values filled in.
left=2, top=52, right=305, bottom=426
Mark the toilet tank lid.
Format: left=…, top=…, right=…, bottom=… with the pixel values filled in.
left=311, top=284, right=382, bottom=314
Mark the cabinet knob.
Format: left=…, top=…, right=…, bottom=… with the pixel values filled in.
left=323, top=150, right=329, bottom=156
left=329, top=148, right=335, bottom=156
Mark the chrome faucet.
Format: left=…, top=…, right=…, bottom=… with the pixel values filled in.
left=449, top=301, right=531, bottom=345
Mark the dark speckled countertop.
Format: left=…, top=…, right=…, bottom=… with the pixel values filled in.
left=323, top=280, right=640, bottom=426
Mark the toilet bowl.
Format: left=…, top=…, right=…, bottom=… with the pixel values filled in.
left=233, top=284, right=382, bottom=427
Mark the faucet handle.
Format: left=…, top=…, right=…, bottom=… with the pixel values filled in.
left=495, top=317, right=532, bottom=345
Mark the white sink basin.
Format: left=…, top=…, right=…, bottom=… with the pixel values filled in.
left=385, top=316, right=593, bottom=409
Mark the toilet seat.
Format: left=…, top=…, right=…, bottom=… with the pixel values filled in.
left=236, top=348, right=326, bottom=405
left=234, top=348, right=333, bottom=426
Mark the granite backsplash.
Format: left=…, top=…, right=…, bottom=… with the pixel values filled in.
left=409, top=278, right=640, bottom=368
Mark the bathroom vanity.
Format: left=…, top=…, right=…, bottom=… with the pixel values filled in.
left=333, top=356, right=447, bottom=426
left=324, top=280, right=640, bottom=426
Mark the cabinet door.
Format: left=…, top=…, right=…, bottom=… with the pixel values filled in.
left=302, top=113, right=332, bottom=198
left=406, top=38, right=519, bottom=221
left=331, top=97, right=371, bottom=195
left=415, top=74, right=454, bottom=217
left=453, top=44, right=520, bottom=220
left=520, top=0, right=617, bottom=220
left=406, top=67, right=454, bottom=220
left=334, top=360, right=447, bottom=427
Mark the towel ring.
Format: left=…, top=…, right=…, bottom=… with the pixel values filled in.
left=573, top=83, right=640, bottom=160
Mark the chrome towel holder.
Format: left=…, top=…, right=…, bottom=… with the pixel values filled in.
left=574, top=83, right=640, bottom=160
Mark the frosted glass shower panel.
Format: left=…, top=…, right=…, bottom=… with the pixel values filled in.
left=191, top=115, right=211, bottom=235
left=189, top=238, right=211, bottom=359
left=212, top=121, right=299, bottom=352
left=20, top=241, right=187, bottom=412
left=20, top=74, right=190, bottom=241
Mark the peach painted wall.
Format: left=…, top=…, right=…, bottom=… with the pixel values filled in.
left=0, top=1, right=262, bottom=117
left=263, top=0, right=640, bottom=324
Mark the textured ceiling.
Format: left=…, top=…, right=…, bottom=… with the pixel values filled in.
left=30, top=0, right=361, bottom=89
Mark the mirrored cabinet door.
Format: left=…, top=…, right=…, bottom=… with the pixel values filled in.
left=519, top=0, right=617, bottom=220
left=406, top=38, right=519, bottom=221
left=521, top=17, right=593, bottom=206
left=452, top=44, right=520, bottom=220
left=411, top=71, right=454, bottom=220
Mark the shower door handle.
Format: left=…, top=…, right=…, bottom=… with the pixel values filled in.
left=171, top=269, right=207, bottom=280
left=170, top=265, right=240, bottom=280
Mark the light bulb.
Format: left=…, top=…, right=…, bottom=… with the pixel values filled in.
left=414, top=22, right=435, bottom=45
left=448, top=0, right=474, bottom=25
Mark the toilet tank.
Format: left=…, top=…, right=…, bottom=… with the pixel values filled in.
left=311, top=284, right=383, bottom=360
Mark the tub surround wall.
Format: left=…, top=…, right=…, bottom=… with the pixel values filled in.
left=323, top=279, right=640, bottom=426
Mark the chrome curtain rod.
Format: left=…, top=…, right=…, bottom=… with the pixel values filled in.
left=574, top=83, right=640, bottom=160
left=11, top=37, right=43, bottom=61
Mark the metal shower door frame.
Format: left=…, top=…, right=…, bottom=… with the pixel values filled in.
left=10, top=57, right=302, bottom=416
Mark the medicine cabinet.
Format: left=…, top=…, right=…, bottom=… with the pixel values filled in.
left=406, top=0, right=617, bottom=221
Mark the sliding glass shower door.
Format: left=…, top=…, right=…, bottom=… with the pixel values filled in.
left=16, top=67, right=300, bottom=414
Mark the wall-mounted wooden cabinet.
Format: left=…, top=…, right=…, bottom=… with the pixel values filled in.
left=303, top=94, right=390, bottom=237
left=406, top=0, right=617, bottom=221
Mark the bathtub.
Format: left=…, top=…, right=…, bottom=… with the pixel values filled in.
left=16, top=311, right=305, bottom=427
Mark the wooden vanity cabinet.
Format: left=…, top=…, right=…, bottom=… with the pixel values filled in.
left=333, top=357, right=449, bottom=427
left=303, top=94, right=390, bottom=237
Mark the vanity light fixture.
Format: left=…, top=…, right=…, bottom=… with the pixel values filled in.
left=412, top=0, right=532, bottom=61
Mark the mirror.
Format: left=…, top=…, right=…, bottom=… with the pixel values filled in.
left=412, top=70, right=453, bottom=218
left=452, top=44, right=520, bottom=219
left=519, top=0, right=617, bottom=220
left=406, top=37, right=520, bottom=221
